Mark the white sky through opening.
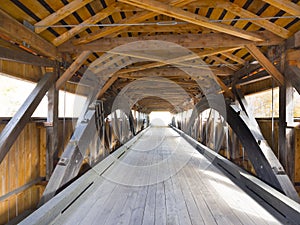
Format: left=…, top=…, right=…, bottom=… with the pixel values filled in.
left=0, top=73, right=85, bottom=118
left=149, top=111, right=172, bottom=126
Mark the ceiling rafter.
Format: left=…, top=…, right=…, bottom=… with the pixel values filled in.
left=118, top=0, right=264, bottom=41
left=34, top=0, right=94, bottom=33
left=107, top=48, right=235, bottom=99
left=71, top=0, right=205, bottom=44
left=208, top=55, right=240, bottom=71
left=221, top=52, right=246, bottom=65
left=117, top=47, right=240, bottom=74
left=245, top=44, right=285, bottom=85
left=218, top=0, right=291, bottom=39
left=261, top=0, right=300, bottom=18
left=53, top=3, right=118, bottom=46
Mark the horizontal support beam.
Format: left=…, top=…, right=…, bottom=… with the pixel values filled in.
left=0, top=177, right=43, bottom=201
left=0, top=72, right=56, bottom=163
left=60, top=31, right=283, bottom=53
left=0, top=9, right=59, bottom=59
left=117, top=67, right=233, bottom=77
left=0, top=46, right=56, bottom=67
left=237, top=71, right=271, bottom=86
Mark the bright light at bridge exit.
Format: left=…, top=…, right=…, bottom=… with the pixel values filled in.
left=149, top=111, right=172, bottom=126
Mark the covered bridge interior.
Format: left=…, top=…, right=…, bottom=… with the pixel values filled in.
left=1, top=0, right=300, bottom=224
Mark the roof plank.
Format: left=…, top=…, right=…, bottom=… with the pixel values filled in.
left=219, top=1, right=291, bottom=39
left=53, top=3, right=118, bottom=46
left=261, top=0, right=300, bottom=18
left=35, top=0, right=94, bottom=33
left=221, top=52, right=246, bottom=65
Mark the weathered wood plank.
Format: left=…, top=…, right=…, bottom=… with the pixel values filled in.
left=46, top=70, right=59, bottom=180
left=61, top=31, right=283, bottom=53
left=0, top=46, right=56, bottom=67
left=53, top=4, right=118, bottom=46
left=219, top=1, right=290, bottom=39
left=261, top=0, right=300, bottom=18
left=35, top=0, right=94, bottom=33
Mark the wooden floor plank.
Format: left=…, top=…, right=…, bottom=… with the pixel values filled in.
left=50, top=127, right=287, bottom=225
left=166, top=142, right=192, bottom=225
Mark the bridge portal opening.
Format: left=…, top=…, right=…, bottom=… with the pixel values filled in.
left=149, top=111, right=172, bottom=126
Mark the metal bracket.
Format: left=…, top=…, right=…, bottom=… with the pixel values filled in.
left=58, top=158, right=69, bottom=166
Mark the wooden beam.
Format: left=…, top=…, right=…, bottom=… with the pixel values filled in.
left=221, top=52, right=246, bottom=65
left=61, top=32, right=283, bottom=53
left=0, top=72, right=56, bottom=163
left=117, top=47, right=239, bottom=74
left=215, top=76, right=235, bottom=99
left=117, top=67, right=233, bottom=78
left=261, top=0, right=300, bottom=18
left=72, top=0, right=202, bottom=44
left=0, top=45, right=56, bottom=67
left=97, top=75, right=119, bottom=98
left=110, top=50, right=235, bottom=99
left=53, top=3, right=118, bottom=46
left=286, top=30, right=300, bottom=49
left=245, top=44, right=285, bottom=85
left=286, top=49, right=300, bottom=64
left=46, top=69, right=59, bottom=180
left=56, top=50, right=91, bottom=89
left=40, top=107, right=97, bottom=204
left=279, top=81, right=294, bottom=178
left=209, top=55, right=240, bottom=71
left=119, top=0, right=264, bottom=41
left=286, top=65, right=300, bottom=94
left=0, top=9, right=59, bottom=59
left=35, top=0, right=94, bottom=33
left=120, top=24, right=211, bottom=33
left=219, top=1, right=290, bottom=39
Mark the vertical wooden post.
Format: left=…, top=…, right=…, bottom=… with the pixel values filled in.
left=46, top=67, right=59, bottom=180
left=279, top=48, right=295, bottom=179
left=279, top=81, right=295, bottom=177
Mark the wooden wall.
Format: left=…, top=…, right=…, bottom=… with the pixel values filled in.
left=294, top=128, right=300, bottom=194
left=0, top=119, right=74, bottom=225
